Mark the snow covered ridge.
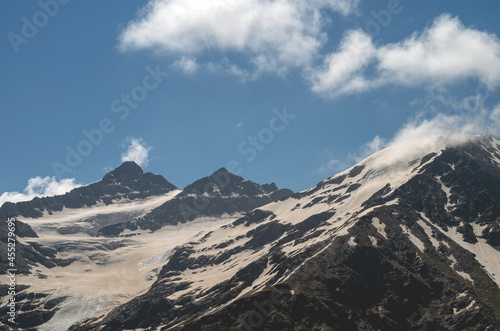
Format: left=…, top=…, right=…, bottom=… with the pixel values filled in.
left=0, top=163, right=294, bottom=329
left=0, top=161, right=178, bottom=221
left=65, top=135, right=500, bottom=330
left=2, top=134, right=500, bottom=330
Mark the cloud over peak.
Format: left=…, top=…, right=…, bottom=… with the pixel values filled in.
left=121, top=137, right=152, bottom=168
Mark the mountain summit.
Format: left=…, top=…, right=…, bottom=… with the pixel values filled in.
left=2, top=135, right=500, bottom=330
left=75, top=134, right=500, bottom=330
left=0, top=161, right=177, bottom=221
left=101, top=161, right=144, bottom=183
left=98, top=167, right=294, bottom=235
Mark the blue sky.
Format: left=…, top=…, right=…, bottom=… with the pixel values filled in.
left=1, top=0, right=500, bottom=204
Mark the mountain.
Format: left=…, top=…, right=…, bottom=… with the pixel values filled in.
left=0, top=163, right=293, bottom=330
left=71, top=135, right=500, bottom=331
left=2, top=135, right=500, bottom=330
left=0, top=161, right=178, bottom=296
left=97, top=167, right=294, bottom=236
left=0, top=161, right=177, bottom=220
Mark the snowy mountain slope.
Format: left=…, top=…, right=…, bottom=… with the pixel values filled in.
left=97, top=167, right=294, bottom=236
left=19, top=190, right=181, bottom=236
left=0, top=164, right=293, bottom=330
left=1, top=135, right=500, bottom=330
left=70, top=135, right=500, bottom=331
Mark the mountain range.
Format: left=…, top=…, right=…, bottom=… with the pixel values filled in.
left=1, top=135, right=500, bottom=330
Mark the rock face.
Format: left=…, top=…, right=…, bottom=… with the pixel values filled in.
left=97, top=167, right=294, bottom=235
left=3, top=135, right=500, bottom=331
left=0, top=220, right=72, bottom=275
left=70, top=135, right=500, bottom=331
left=0, top=161, right=178, bottom=279
left=0, top=161, right=177, bottom=221
left=0, top=163, right=295, bottom=330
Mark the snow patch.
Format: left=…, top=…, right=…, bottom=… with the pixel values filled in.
left=453, top=300, right=477, bottom=315
left=368, top=235, right=378, bottom=246
left=435, top=176, right=454, bottom=212
left=436, top=224, right=500, bottom=289
left=20, top=191, right=181, bottom=234
left=138, top=250, right=173, bottom=268
left=400, top=225, right=425, bottom=252
left=235, top=259, right=277, bottom=299
left=348, top=236, right=357, bottom=247
left=417, top=219, right=440, bottom=249
left=448, top=255, right=474, bottom=283
left=372, top=217, right=387, bottom=239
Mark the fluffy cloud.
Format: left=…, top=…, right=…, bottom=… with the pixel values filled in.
left=0, top=177, right=80, bottom=207
left=121, top=137, right=152, bottom=167
left=311, top=14, right=500, bottom=97
left=310, top=29, right=376, bottom=96
left=119, top=0, right=359, bottom=76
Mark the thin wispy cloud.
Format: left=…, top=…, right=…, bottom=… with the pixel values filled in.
left=353, top=96, right=500, bottom=169
left=173, top=57, right=199, bottom=74
left=234, top=119, right=246, bottom=128
left=317, top=159, right=341, bottom=174
left=0, top=177, right=80, bottom=207
left=121, top=137, right=152, bottom=168
left=321, top=89, right=500, bottom=176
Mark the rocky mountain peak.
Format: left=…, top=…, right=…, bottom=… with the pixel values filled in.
left=98, top=168, right=294, bottom=235
left=4, top=134, right=500, bottom=331
left=74, top=134, right=500, bottom=330
left=102, top=161, right=144, bottom=184
left=180, top=167, right=245, bottom=196
left=262, top=182, right=279, bottom=193
left=0, top=162, right=177, bottom=220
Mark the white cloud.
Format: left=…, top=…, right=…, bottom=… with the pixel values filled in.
left=356, top=98, right=500, bottom=169
left=321, top=88, right=500, bottom=174
left=355, top=135, right=387, bottom=162
left=491, top=104, right=500, bottom=124
left=310, top=29, right=376, bottom=96
left=173, top=57, right=199, bottom=74
left=121, top=137, right=152, bottom=168
left=119, top=0, right=359, bottom=77
left=361, top=115, right=486, bottom=171
left=0, top=177, right=80, bottom=207
left=311, top=14, right=500, bottom=97
left=206, top=58, right=252, bottom=80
